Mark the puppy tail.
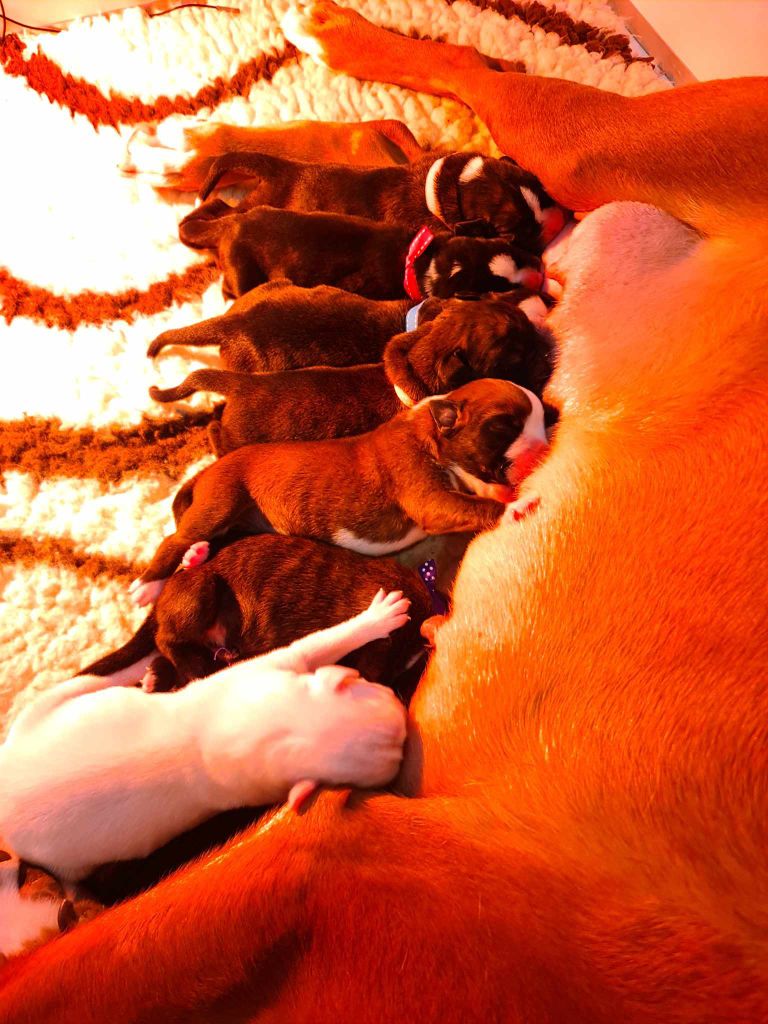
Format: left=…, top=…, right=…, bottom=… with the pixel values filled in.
left=150, top=369, right=245, bottom=405
left=178, top=198, right=235, bottom=250
left=147, top=315, right=227, bottom=358
left=79, top=613, right=158, bottom=679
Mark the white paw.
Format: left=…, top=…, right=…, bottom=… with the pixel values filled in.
left=140, top=667, right=158, bottom=693
left=121, top=119, right=203, bottom=180
left=129, top=577, right=168, bottom=607
left=181, top=540, right=210, bottom=570
left=360, top=589, right=411, bottom=641
left=281, top=9, right=327, bottom=63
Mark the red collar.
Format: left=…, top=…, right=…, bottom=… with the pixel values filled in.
left=403, top=226, right=435, bottom=300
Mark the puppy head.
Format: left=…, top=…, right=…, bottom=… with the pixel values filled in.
left=415, top=234, right=544, bottom=300
left=384, top=292, right=554, bottom=405
left=272, top=668, right=407, bottom=791
left=422, top=377, right=549, bottom=489
left=426, top=154, right=567, bottom=252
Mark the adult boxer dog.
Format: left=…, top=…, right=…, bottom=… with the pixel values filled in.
left=0, top=590, right=410, bottom=882
left=83, top=534, right=433, bottom=693
left=1, top=6, right=766, bottom=1022
left=149, top=292, right=551, bottom=451
left=130, top=378, right=547, bottom=606
left=178, top=199, right=543, bottom=300
left=198, top=148, right=565, bottom=252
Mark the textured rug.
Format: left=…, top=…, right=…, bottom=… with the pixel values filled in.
left=0, top=0, right=669, bottom=727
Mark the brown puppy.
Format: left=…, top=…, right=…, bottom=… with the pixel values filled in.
left=149, top=292, right=552, bottom=452
left=84, top=535, right=433, bottom=696
left=130, top=378, right=548, bottom=606
left=147, top=279, right=409, bottom=371
left=199, top=149, right=565, bottom=252
left=178, top=200, right=543, bottom=300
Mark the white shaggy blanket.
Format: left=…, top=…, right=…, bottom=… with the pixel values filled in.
left=0, top=0, right=668, bottom=727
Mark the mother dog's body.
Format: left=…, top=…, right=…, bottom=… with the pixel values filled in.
left=1, top=6, right=767, bottom=1021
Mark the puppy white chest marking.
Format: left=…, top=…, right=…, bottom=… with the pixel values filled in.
left=333, top=526, right=427, bottom=555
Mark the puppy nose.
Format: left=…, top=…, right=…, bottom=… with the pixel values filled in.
left=518, top=269, right=544, bottom=291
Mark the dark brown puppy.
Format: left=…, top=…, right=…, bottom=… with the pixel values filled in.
left=199, top=149, right=566, bottom=252
left=178, top=201, right=543, bottom=300
left=130, top=378, right=548, bottom=606
left=85, top=535, right=433, bottom=696
left=149, top=292, right=553, bottom=452
left=147, top=279, right=409, bottom=371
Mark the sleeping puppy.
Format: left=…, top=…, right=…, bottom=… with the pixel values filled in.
left=149, top=292, right=552, bottom=452
left=130, top=378, right=548, bottom=606
left=0, top=591, right=410, bottom=881
left=199, top=149, right=566, bottom=252
left=178, top=200, right=543, bottom=300
left=147, top=279, right=410, bottom=371
left=83, top=534, right=433, bottom=694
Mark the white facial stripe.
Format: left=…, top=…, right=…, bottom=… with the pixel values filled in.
left=504, top=385, right=548, bottom=460
left=394, top=384, right=415, bottom=407
left=520, top=186, right=545, bottom=225
left=517, top=295, right=549, bottom=327
left=488, top=254, right=520, bottom=282
left=449, top=261, right=463, bottom=278
left=425, top=157, right=446, bottom=220
left=458, top=155, right=484, bottom=183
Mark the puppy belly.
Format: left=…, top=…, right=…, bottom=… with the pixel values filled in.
left=332, top=525, right=427, bottom=555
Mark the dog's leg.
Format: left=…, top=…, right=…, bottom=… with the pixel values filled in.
left=261, top=589, right=410, bottom=673
left=286, top=2, right=768, bottom=230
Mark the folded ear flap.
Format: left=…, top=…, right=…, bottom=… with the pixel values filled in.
left=452, top=218, right=496, bottom=238
left=429, top=399, right=462, bottom=435
left=382, top=327, right=432, bottom=404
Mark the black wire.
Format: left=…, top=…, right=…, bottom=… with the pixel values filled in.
left=0, top=0, right=62, bottom=38
left=148, top=3, right=240, bottom=15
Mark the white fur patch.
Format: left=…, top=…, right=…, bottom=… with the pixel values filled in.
left=449, top=261, right=463, bottom=278
left=520, top=186, right=545, bottom=225
left=0, top=885, right=59, bottom=958
left=394, top=384, right=415, bottom=407
left=458, top=155, right=484, bottom=183
left=280, top=10, right=326, bottom=63
left=333, top=526, right=428, bottom=556
left=422, top=257, right=439, bottom=297
left=488, top=254, right=521, bottom=282
left=425, top=157, right=446, bottom=220
left=504, top=386, right=548, bottom=462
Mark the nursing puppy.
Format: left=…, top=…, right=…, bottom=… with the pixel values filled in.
left=0, top=591, right=410, bottom=882
left=178, top=200, right=543, bottom=300
left=147, top=279, right=410, bottom=371
left=149, top=292, right=551, bottom=451
left=85, top=534, right=433, bottom=693
left=199, top=148, right=565, bottom=252
left=130, top=378, right=548, bottom=606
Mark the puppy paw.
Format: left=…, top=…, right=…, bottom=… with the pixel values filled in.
left=140, top=666, right=158, bottom=693
left=181, top=541, right=210, bottom=570
left=359, top=589, right=411, bottom=641
left=502, top=495, right=540, bottom=525
left=129, top=577, right=167, bottom=607
left=281, top=2, right=375, bottom=74
left=122, top=118, right=212, bottom=187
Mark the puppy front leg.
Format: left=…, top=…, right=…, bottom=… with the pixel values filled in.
left=262, top=590, right=411, bottom=673
left=402, top=486, right=503, bottom=536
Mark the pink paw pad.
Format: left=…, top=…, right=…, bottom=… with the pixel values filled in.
left=129, top=577, right=168, bottom=607
left=181, top=541, right=210, bottom=570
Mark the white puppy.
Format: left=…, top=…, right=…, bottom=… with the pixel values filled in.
left=0, top=590, right=410, bottom=881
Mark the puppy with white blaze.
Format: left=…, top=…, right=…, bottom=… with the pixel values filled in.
left=0, top=590, right=411, bottom=881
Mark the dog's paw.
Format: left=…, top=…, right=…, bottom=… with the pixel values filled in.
left=122, top=118, right=213, bottom=186
left=140, top=666, right=158, bottom=693
left=360, top=589, right=411, bottom=641
left=502, top=495, right=540, bottom=525
left=281, top=2, right=373, bottom=72
left=181, top=541, right=210, bottom=570
left=129, top=577, right=167, bottom=607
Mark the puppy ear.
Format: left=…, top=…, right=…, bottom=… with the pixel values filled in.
left=383, top=327, right=432, bottom=404
left=429, top=399, right=462, bottom=435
